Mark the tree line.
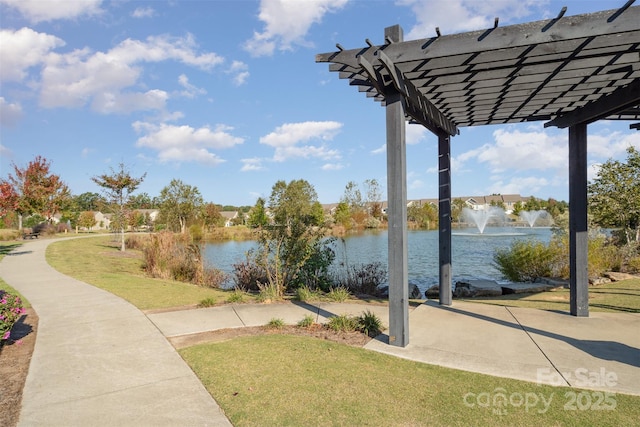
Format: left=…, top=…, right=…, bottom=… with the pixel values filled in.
left=2, top=147, right=639, bottom=250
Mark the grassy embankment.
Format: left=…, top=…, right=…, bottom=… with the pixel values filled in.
left=32, top=236, right=640, bottom=425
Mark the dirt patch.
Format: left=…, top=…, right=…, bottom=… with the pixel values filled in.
left=170, top=324, right=373, bottom=350
left=0, top=308, right=38, bottom=427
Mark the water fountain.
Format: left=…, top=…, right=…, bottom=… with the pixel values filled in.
left=461, top=206, right=506, bottom=234
left=520, top=210, right=547, bottom=227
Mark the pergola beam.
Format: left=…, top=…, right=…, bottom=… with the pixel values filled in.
left=316, top=7, right=640, bottom=69
left=545, top=79, right=640, bottom=128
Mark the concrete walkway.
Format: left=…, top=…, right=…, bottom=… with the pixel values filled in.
left=1, top=238, right=639, bottom=426
left=0, top=238, right=232, bottom=426
left=150, top=297, right=640, bottom=396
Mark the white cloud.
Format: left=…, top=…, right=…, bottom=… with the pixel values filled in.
left=0, top=28, right=64, bottom=82
left=0, top=144, right=12, bottom=157
left=487, top=176, right=550, bottom=196
left=260, top=121, right=342, bottom=162
left=0, top=0, right=103, bottom=23
left=241, top=158, right=266, bottom=172
left=0, top=97, right=23, bottom=126
left=131, top=7, right=155, bottom=18
left=227, top=61, right=249, bottom=86
left=406, top=123, right=429, bottom=145
left=39, top=34, right=223, bottom=113
left=177, top=74, right=207, bottom=98
left=587, top=131, right=640, bottom=160
left=398, top=0, right=547, bottom=39
left=457, top=128, right=567, bottom=174
left=134, top=122, right=244, bottom=165
left=321, top=163, right=344, bottom=171
left=371, top=144, right=386, bottom=155
left=244, top=0, right=348, bottom=57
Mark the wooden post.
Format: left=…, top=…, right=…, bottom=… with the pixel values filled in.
left=569, top=123, right=589, bottom=317
left=385, top=24, right=409, bottom=347
left=438, top=130, right=452, bottom=305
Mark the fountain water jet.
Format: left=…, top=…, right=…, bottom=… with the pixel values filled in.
left=462, top=206, right=506, bottom=234
left=520, top=210, right=547, bottom=227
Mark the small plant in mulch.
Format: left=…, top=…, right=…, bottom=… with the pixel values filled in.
left=297, top=314, right=315, bottom=328
left=265, top=318, right=285, bottom=329
left=0, top=290, right=25, bottom=343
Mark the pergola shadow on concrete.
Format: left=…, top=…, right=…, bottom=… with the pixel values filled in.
left=316, top=3, right=640, bottom=347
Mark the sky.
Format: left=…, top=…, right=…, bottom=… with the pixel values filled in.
left=1, top=0, right=638, bottom=207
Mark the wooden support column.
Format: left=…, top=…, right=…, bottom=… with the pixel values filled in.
left=569, top=123, right=589, bottom=317
left=438, top=130, right=452, bottom=305
left=385, top=25, right=409, bottom=347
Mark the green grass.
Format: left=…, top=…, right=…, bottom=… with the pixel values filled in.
left=181, top=334, right=640, bottom=427
left=463, top=279, right=640, bottom=314
left=0, top=242, right=30, bottom=308
left=45, top=236, right=240, bottom=310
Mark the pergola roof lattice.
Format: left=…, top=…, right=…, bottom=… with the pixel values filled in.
left=316, top=5, right=640, bottom=134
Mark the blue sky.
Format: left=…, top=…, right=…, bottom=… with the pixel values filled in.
left=1, top=0, right=638, bottom=207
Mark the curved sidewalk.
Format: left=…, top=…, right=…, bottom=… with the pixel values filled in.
left=0, top=238, right=232, bottom=427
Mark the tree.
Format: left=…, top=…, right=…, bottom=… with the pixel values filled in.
left=451, top=198, right=466, bottom=223
left=589, top=146, right=640, bottom=245
left=92, top=163, right=146, bottom=251
left=128, top=193, right=154, bottom=209
left=0, top=156, right=70, bottom=229
left=259, top=179, right=333, bottom=295
left=158, top=179, right=203, bottom=233
left=202, top=202, right=224, bottom=230
left=364, top=178, right=383, bottom=220
left=78, top=211, right=97, bottom=231
left=74, top=192, right=105, bottom=211
left=247, top=197, right=269, bottom=228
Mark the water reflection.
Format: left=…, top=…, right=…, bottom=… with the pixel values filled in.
left=203, top=227, right=553, bottom=293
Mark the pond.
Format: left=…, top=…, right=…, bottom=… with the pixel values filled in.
left=203, top=226, right=553, bottom=294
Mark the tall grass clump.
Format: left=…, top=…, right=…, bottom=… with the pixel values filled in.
left=327, top=314, right=359, bottom=332
left=142, top=231, right=227, bottom=288
left=297, top=314, right=315, bottom=328
left=327, top=286, right=351, bottom=302
left=358, top=310, right=383, bottom=337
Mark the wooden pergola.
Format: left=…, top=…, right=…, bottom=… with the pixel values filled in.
left=316, top=3, right=640, bottom=347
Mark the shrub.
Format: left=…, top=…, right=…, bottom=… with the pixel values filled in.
left=189, top=224, right=204, bottom=242
left=291, top=240, right=336, bottom=292
left=142, top=231, right=226, bottom=287
left=266, top=318, right=285, bottom=329
left=0, top=229, right=20, bottom=241
left=327, top=286, right=351, bottom=302
left=125, top=234, right=148, bottom=250
left=256, top=282, right=280, bottom=302
left=357, top=310, right=383, bottom=337
left=327, top=314, right=359, bottom=332
left=294, top=285, right=318, bottom=302
left=333, top=262, right=387, bottom=296
left=297, top=314, right=315, bottom=328
left=198, top=297, right=217, bottom=307
left=226, top=290, right=246, bottom=303
left=0, top=290, right=25, bottom=342
left=231, top=251, right=268, bottom=292
left=493, top=239, right=557, bottom=282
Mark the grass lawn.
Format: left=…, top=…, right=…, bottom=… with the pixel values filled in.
left=24, top=236, right=640, bottom=425
left=181, top=334, right=640, bottom=427
left=45, top=235, right=234, bottom=310
left=461, top=279, right=640, bottom=314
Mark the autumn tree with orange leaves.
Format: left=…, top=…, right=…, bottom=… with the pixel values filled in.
left=0, top=156, right=70, bottom=229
